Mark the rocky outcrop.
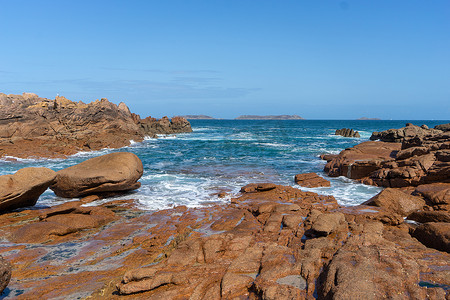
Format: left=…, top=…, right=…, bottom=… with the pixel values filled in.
left=434, top=123, right=450, bottom=132
left=335, top=128, right=360, bottom=138
left=324, top=141, right=401, bottom=179
left=50, top=152, right=143, bottom=198
left=363, top=188, right=425, bottom=216
left=370, top=123, right=442, bottom=143
left=325, top=128, right=450, bottom=188
left=0, top=167, right=56, bottom=212
left=294, top=172, right=330, bottom=188
left=0, top=256, right=11, bottom=294
left=0, top=93, right=192, bottom=158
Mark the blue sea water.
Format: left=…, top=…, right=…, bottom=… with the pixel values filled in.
left=1, top=120, right=448, bottom=210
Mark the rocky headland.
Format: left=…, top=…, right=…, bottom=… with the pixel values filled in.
left=0, top=122, right=449, bottom=298
left=0, top=93, right=192, bottom=159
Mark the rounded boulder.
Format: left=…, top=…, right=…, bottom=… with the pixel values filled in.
left=0, top=167, right=56, bottom=212
left=50, top=152, right=143, bottom=198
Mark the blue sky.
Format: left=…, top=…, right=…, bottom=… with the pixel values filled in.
left=1, top=0, right=449, bottom=119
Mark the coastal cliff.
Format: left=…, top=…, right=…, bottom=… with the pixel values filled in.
left=0, top=93, right=192, bottom=158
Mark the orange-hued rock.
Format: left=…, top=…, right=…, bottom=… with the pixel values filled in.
left=294, top=172, right=331, bottom=188
left=0, top=256, right=11, bottom=294
left=324, top=129, right=450, bottom=188
left=324, top=141, right=401, bottom=179
left=0, top=93, right=192, bottom=159
left=10, top=201, right=118, bottom=243
left=363, top=188, right=426, bottom=217
left=0, top=167, right=56, bottom=212
left=370, top=123, right=443, bottom=143
left=412, top=222, right=450, bottom=253
left=50, top=152, right=143, bottom=198
left=0, top=184, right=449, bottom=299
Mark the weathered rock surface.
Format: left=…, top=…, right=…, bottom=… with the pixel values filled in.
left=51, top=152, right=143, bottom=198
left=0, top=93, right=192, bottom=159
left=324, top=141, right=401, bottom=179
left=335, top=128, right=360, bottom=138
left=0, top=167, right=56, bottom=212
left=370, top=123, right=443, bottom=143
left=1, top=183, right=449, bottom=299
left=319, top=221, right=446, bottom=300
left=11, top=201, right=118, bottom=243
left=363, top=188, right=425, bottom=216
left=434, top=123, right=450, bottom=132
left=294, top=172, right=331, bottom=188
left=324, top=127, right=450, bottom=188
left=411, top=222, right=450, bottom=253
left=0, top=256, right=11, bottom=294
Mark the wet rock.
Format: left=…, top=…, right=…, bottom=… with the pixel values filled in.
left=363, top=188, right=425, bottom=216
left=0, top=167, right=56, bottom=212
left=0, top=256, right=11, bottom=294
left=11, top=201, right=117, bottom=243
left=51, top=152, right=143, bottom=198
left=335, top=128, right=360, bottom=138
left=320, top=153, right=338, bottom=162
left=294, top=172, right=331, bottom=188
left=411, top=222, right=450, bottom=253
left=240, top=183, right=276, bottom=193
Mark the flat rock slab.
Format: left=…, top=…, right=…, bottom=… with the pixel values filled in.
left=294, top=172, right=331, bottom=188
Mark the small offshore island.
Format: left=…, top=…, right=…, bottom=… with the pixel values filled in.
left=0, top=95, right=449, bottom=299
left=235, top=115, right=304, bottom=120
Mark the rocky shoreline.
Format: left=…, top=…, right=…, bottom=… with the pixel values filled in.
left=0, top=122, right=449, bottom=299
left=0, top=93, right=192, bottom=159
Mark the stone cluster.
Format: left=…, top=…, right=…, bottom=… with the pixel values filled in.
left=335, top=128, right=360, bottom=138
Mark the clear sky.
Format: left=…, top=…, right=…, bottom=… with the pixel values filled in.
left=0, top=0, right=449, bottom=119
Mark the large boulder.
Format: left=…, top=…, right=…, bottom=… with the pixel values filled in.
left=0, top=167, right=56, bottom=212
left=363, top=188, right=425, bottom=216
left=50, top=152, right=143, bottom=198
left=0, top=256, right=11, bottom=294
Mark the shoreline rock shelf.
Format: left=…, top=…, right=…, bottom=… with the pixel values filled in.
left=0, top=92, right=192, bottom=159
left=0, top=182, right=448, bottom=298
left=0, top=122, right=449, bottom=298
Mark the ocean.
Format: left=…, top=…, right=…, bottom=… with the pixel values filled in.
left=1, top=120, right=448, bottom=210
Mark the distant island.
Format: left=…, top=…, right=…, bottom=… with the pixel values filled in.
left=178, top=115, right=215, bottom=120
left=235, top=115, right=304, bottom=120
left=357, top=117, right=381, bottom=120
